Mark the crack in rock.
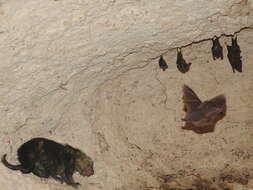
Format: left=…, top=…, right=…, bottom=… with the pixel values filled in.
left=153, top=24, right=253, bottom=60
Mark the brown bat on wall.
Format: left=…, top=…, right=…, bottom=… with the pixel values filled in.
left=226, top=35, right=242, bottom=73
left=211, top=36, right=223, bottom=60
left=182, top=85, right=226, bottom=134
left=176, top=48, right=192, bottom=73
left=159, top=55, right=168, bottom=71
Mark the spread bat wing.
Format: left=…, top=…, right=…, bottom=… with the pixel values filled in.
left=208, top=94, right=226, bottom=107
left=182, top=85, right=202, bottom=113
left=204, top=94, right=226, bottom=119
left=182, top=123, right=215, bottom=134
left=182, top=87, right=226, bottom=134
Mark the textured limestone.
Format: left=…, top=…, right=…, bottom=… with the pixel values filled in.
left=0, top=0, right=253, bottom=190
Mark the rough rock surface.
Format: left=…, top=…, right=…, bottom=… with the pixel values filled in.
left=0, top=0, right=253, bottom=190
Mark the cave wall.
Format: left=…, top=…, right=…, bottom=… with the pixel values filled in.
left=0, top=0, right=252, bottom=190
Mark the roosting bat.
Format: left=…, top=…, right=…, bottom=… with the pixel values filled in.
left=211, top=36, right=223, bottom=60
left=159, top=55, right=168, bottom=71
left=182, top=85, right=226, bottom=134
left=176, top=48, right=192, bottom=73
left=226, top=36, right=242, bottom=73
left=2, top=137, right=94, bottom=188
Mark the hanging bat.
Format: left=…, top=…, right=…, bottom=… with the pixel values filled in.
left=176, top=48, right=192, bottom=73
left=226, top=35, right=242, bottom=73
left=159, top=55, right=168, bottom=71
left=182, top=85, right=226, bottom=134
left=2, top=137, right=94, bottom=188
left=211, top=36, right=223, bottom=60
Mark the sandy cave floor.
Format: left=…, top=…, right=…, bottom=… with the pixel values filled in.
left=0, top=26, right=253, bottom=190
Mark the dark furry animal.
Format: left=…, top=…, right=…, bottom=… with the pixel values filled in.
left=176, top=48, right=192, bottom=73
left=2, top=137, right=94, bottom=188
left=159, top=55, right=168, bottom=71
left=182, top=85, right=226, bottom=134
left=211, top=36, right=223, bottom=60
left=226, top=36, right=242, bottom=73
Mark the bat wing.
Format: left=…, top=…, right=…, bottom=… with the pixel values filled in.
left=192, top=124, right=215, bottom=134
left=227, top=45, right=236, bottom=72
left=182, top=93, right=226, bottom=134
left=204, top=95, right=226, bottom=122
left=208, top=95, right=226, bottom=110
left=182, top=85, right=202, bottom=113
left=182, top=121, right=215, bottom=134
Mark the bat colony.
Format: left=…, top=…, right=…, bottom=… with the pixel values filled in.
left=156, top=35, right=239, bottom=133
left=2, top=34, right=241, bottom=188
left=158, top=35, right=242, bottom=73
